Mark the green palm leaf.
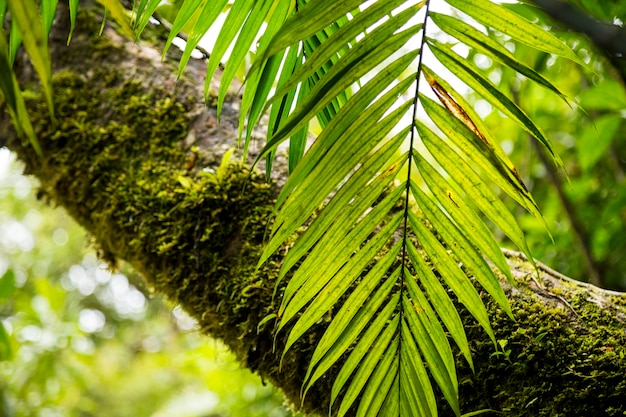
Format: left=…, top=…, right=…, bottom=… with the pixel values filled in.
left=41, top=0, right=59, bottom=38
left=428, top=37, right=562, bottom=165
left=429, top=11, right=567, bottom=100
left=8, top=0, right=54, bottom=116
left=0, top=27, right=39, bottom=154
left=132, top=0, right=162, bottom=37
left=233, top=0, right=575, bottom=415
left=67, top=0, right=79, bottom=43
left=96, top=0, right=134, bottom=39
left=444, top=0, right=585, bottom=66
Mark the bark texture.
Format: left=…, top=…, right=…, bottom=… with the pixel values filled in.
left=2, top=5, right=626, bottom=416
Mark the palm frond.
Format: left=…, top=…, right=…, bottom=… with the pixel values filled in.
left=445, top=0, right=584, bottom=66
left=237, top=0, right=579, bottom=415
left=7, top=0, right=54, bottom=116
left=0, top=27, right=39, bottom=154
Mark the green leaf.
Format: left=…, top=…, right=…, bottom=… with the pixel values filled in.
left=281, top=212, right=402, bottom=358
left=406, top=240, right=472, bottom=370
left=400, top=320, right=437, bottom=417
left=268, top=0, right=413, bottom=108
left=444, top=0, right=586, bottom=66
left=269, top=108, right=408, bottom=286
left=286, top=103, right=308, bottom=173
left=273, top=62, right=414, bottom=211
left=416, top=120, right=520, bottom=280
left=335, top=308, right=399, bottom=416
left=260, top=0, right=365, bottom=61
left=354, top=337, right=399, bottom=417
left=402, top=290, right=459, bottom=416
left=162, top=0, right=205, bottom=60
left=8, top=18, right=22, bottom=65
left=419, top=86, right=541, bottom=220
left=259, top=73, right=414, bottom=267
left=67, top=0, right=79, bottom=43
left=97, top=0, right=135, bottom=39
left=0, top=32, right=19, bottom=111
left=299, top=27, right=352, bottom=132
left=0, top=0, right=6, bottom=23
left=8, top=0, right=54, bottom=116
left=173, top=0, right=228, bottom=80
left=422, top=67, right=533, bottom=195
left=461, top=409, right=498, bottom=417
left=0, top=269, right=15, bottom=301
left=428, top=38, right=562, bottom=167
left=578, top=114, right=622, bottom=172
left=0, top=322, right=12, bottom=361
left=258, top=18, right=420, bottom=155
left=412, top=157, right=516, bottom=306
left=216, top=0, right=275, bottom=115
left=278, top=188, right=404, bottom=321
left=256, top=313, right=276, bottom=333
left=303, top=252, right=401, bottom=398
left=277, top=136, right=407, bottom=281
left=133, top=0, right=162, bottom=38
left=408, top=210, right=495, bottom=344
left=203, top=0, right=256, bottom=103
left=240, top=2, right=293, bottom=161
left=429, top=11, right=567, bottom=100
left=254, top=48, right=301, bottom=174
left=579, top=78, right=626, bottom=111
left=0, top=28, right=40, bottom=155
left=41, top=0, right=59, bottom=37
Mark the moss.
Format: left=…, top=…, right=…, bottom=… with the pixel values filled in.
left=440, top=273, right=626, bottom=416
left=8, top=67, right=334, bottom=414
left=22, top=69, right=271, bottom=309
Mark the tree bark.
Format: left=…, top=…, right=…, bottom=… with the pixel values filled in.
left=2, top=5, right=626, bottom=416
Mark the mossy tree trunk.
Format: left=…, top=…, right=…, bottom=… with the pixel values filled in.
left=1, top=4, right=626, bottom=416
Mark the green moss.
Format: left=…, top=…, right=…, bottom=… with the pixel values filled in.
left=443, top=274, right=626, bottom=416
left=9, top=67, right=332, bottom=414
left=28, top=70, right=271, bottom=296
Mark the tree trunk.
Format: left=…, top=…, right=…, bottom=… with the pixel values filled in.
left=2, top=5, right=625, bottom=416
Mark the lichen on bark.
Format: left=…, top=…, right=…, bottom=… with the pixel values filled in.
left=2, top=4, right=626, bottom=416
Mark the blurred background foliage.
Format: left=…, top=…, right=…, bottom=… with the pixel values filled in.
left=1, top=0, right=626, bottom=416
left=0, top=149, right=297, bottom=416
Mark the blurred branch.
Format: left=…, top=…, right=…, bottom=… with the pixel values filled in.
left=511, top=79, right=604, bottom=287
left=531, top=139, right=603, bottom=287
left=150, top=12, right=216, bottom=66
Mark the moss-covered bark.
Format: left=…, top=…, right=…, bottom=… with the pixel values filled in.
left=2, top=4, right=626, bottom=416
